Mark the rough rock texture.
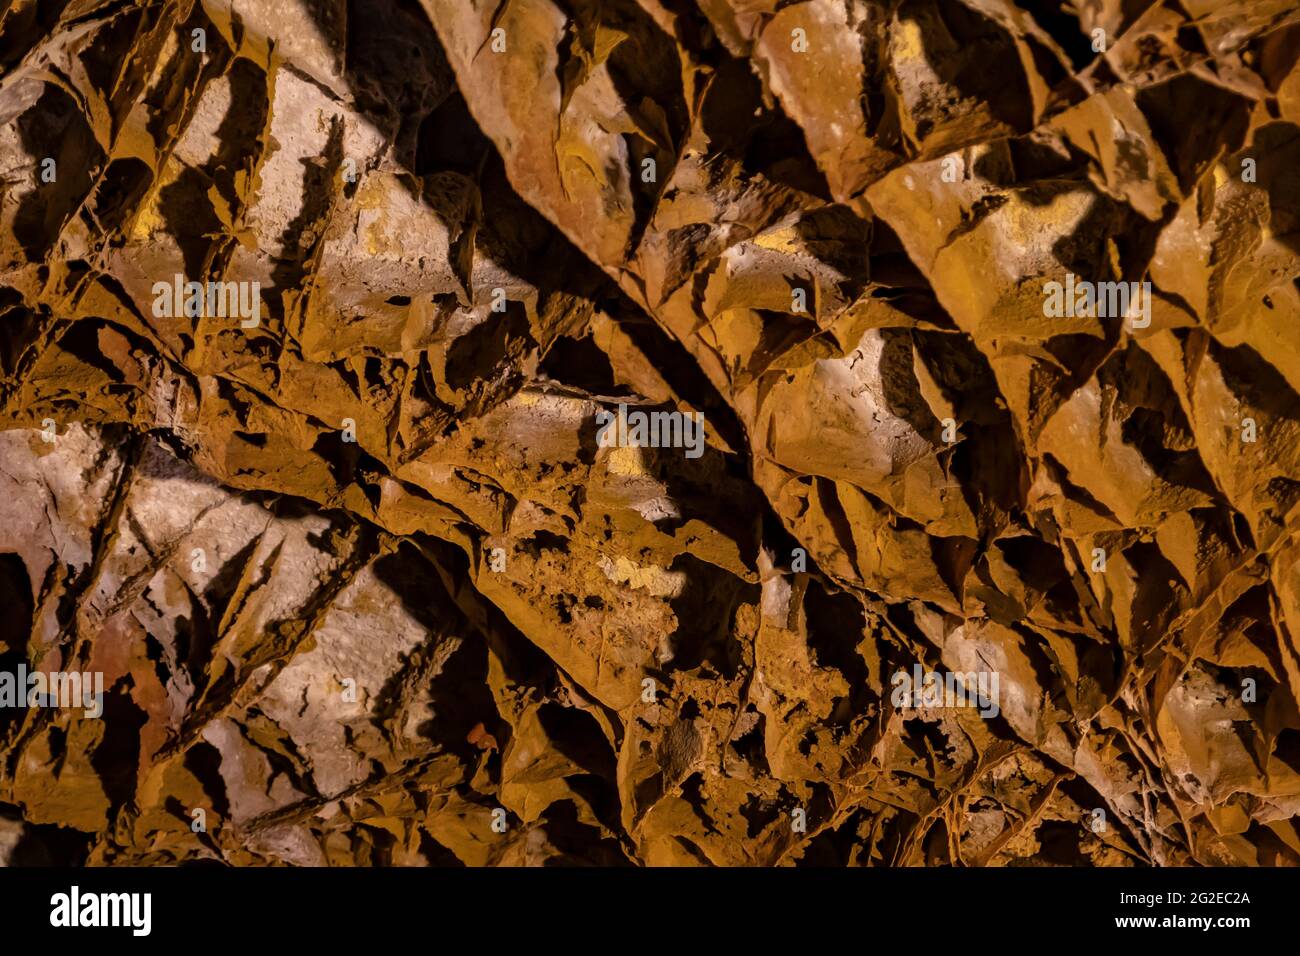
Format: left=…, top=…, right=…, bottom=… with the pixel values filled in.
left=1, top=0, right=1299, bottom=866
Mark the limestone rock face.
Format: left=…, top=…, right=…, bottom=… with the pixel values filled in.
left=1, top=0, right=1299, bottom=866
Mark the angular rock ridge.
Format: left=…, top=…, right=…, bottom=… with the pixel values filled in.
left=0, top=0, right=1298, bottom=866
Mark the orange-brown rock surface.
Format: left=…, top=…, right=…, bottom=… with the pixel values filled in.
left=1, top=0, right=1299, bottom=866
